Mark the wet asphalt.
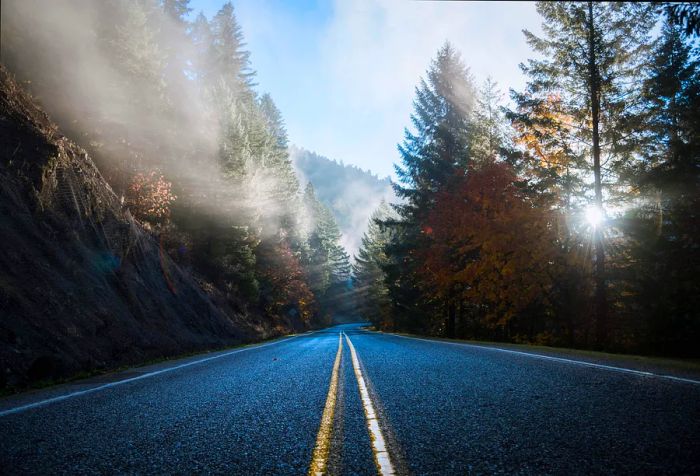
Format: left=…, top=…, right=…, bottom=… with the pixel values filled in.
left=1, top=323, right=699, bottom=475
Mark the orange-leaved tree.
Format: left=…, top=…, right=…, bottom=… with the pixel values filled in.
left=257, top=238, right=316, bottom=326
left=125, top=170, right=177, bottom=227
left=420, top=160, right=560, bottom=334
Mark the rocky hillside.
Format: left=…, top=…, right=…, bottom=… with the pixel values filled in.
left=0, top=66, right=283, bottom=391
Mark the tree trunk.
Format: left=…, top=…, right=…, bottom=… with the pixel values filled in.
left=587, top=1, right=608, bottom=348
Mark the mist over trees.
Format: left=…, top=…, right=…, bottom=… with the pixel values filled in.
left=355, top=2, right=700, bottom=356
left=291, top=146, right=396, bottom=255
left=0, top=0, right=350, bottom=327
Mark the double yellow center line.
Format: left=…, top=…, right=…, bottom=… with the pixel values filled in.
left=308, top=334, right=343, bottom=475
left=308, top=332, right=396, bottom=475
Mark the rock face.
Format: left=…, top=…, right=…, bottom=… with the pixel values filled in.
left=0, top=66, right=279, bottom=391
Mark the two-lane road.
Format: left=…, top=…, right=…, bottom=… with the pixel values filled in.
left=2, top=324, right=699, bottom=474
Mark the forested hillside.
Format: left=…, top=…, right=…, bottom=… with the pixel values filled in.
left=0, top=0, right=352, bottom=390
left=354, top=3, right=700, bottom=357
left=291, top=146, right=395, bottom=253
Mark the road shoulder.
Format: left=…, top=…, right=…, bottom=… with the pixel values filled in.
left=367, top=329, right=700, bottom=383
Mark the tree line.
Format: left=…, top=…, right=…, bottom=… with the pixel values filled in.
left=354, top=2, right=700, bottom=356
left=1, top=0, right=352, bottom=328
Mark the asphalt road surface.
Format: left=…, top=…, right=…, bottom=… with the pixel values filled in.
left=1, top=323, right=699, bottom=475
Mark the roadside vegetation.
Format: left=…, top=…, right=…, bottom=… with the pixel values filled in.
left=354, top=3, right=700, bottom=357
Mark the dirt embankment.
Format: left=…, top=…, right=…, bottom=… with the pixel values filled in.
left=0, top=66, right=287, bottom=391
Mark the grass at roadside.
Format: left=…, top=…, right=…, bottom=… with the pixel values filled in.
left=0, top=331, right=301, bottom=398
left=366, top=327, right=700, bottom=377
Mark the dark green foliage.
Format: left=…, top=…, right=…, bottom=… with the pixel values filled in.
left=659, top=2, right=700, bottom=37
left=623, top=22, right=700, bottom=355
left=353, top=201, right=394, bottom=328
left=370, top=6, right=699, bottom=356
left=3, top=0, right=699, bottom=353
left=394, top=42, right=475, bottom=213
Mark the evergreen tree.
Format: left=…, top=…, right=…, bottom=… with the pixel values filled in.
left=394, top=42, right=475, bottom=213
left=472, top=77, right=510, bottom=163
left=157, top=0, right=193, bottom=109
left=257, top=93, right=300, bottom=234
left=624, top=21, right=700, bottom=355
left=301, top=183, right=350, bottom=320
left=386, top=42, right=477, bottom=336
left=519, top=1, right=656, bottom=347
left=659, top=2, right=700, bottom=37
left=161, top=0, right=191, bottom=22
left=190, top=12, right=214, bottom=83
left=353, top=201, right=394, bottom=328
left=209, top=2, right=255, bottom=91
left=110, top=0, right=166, bottom=93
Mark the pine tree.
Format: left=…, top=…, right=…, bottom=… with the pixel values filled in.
left=257, top=93, right=300, bottom=234
left=300, top=183, right=351, bottom=320
left=625, top=21, right=700, bottom=355
left=519, top=1, right=656, bottom=347
left=659, top=2, right=700, bottom=37
left=161, top=0, right=191, bottom=22
left=157, top=0, right=192, bottom=108
left=190, top=12, right=214, bottom=83
left=353, top=201, right=394, bottom=328
left=209, top=2, right=255, bottom=91
left=394, top=41, right=476, bottom=214
left=386, top=42, right=477, bottom=336
left=472, top=77, right=510, bottom=163
left=109, top=0, right=167, bottom=102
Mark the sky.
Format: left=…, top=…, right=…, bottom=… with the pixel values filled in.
left=189, top=0, right=543, bottom=179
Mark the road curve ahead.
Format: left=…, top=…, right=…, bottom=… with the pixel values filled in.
left=1, top=323, right=699, bottom=475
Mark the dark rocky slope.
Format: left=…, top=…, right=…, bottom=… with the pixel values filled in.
left=0, top=66, right=282, bottom=391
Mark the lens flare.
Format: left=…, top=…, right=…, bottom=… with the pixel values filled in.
left=585, top=206, right=604, bottom=228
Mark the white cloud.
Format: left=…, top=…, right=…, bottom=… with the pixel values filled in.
left=313, top=0, right=542, bottom=178
left=222, top=0, right=543, bottom=179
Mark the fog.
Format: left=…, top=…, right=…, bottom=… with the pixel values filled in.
left=290, top=146, right=396, bottom=256
left=0, top=0, right=297, bottom=239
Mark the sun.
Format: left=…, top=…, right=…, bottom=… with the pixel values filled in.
left=585, top=206, right=604, bottom=228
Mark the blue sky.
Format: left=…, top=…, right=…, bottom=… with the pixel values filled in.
left=189, top=0, right=543, bottom=179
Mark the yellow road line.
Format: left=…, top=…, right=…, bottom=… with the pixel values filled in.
left=344, top=332, right=395, bottom=475
left=308, top=333, right=343, bottom=476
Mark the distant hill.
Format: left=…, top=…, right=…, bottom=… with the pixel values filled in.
left=290, top=146, right=396, bottom=255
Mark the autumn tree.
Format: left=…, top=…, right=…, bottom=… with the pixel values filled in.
left=125, top=171, right=177, bottom=227
left=257, top=238, right=316, bottom=329
left=420, top=161, right=560, bottom=339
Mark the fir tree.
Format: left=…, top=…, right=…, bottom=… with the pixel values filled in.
left=472, top=77, right=510, bottom=163
left=353, top=201, right=394, bottom=328
left=386, top=42, right=477, bottom=336
left=625, top=21, right=700, bottom=355
left=519, top=1, right=656, bottom=347
left=209, top=2, right=255, bottom=91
